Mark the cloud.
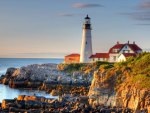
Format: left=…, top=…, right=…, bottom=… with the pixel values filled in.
left=135, top=23, right=150, bottom=26
left=128, top=12, right=150, bottom=21
left=58, top=13, right=74, bottom=17
left=120, top=12, right=150, bottom=26
left=72, top=3, right=103, bottom=8
left=139, top=1, right=150, bottom=9
left=120, top=1, right=150, bottom=25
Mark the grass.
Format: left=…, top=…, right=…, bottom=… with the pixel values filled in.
left=131, top=74, right=150, bottom=89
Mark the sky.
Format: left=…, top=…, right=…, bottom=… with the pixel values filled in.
left=0, top=0, right=150, bottom=58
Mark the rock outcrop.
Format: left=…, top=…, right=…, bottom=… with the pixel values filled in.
left=88, top=70, right=150, bottom=112
left=0, top=63, right=92, bottom=88
left=0, top=63, right=91, bottom=99
left=117, top=85, right=150, bottom=112
left=88, top=53, right=150, bottom=112
left=88, top=70, right=116, bottom=107
left=1, top=95, right=121, bottom=113
left=1, top=95, right=56, bottom=112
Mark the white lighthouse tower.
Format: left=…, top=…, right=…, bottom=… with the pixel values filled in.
left=80, top=15, right=93, bottom=63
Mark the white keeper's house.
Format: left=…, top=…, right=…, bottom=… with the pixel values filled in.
left=90, top=41, right=142, bottom=62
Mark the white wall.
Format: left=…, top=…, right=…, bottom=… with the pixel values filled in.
left=109, top=54, right=119, bottom=62
left=117, top=54, right=126, bottom=62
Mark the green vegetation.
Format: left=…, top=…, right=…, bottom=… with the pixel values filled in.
left=57, top=63, right=86, bottom=73
left=58, top=53, right=150, bottom=89
left=95, top=61, right=113, bottom=68
left=100, top=63, right=114, bottom=70
left=115, top=52, right=150, bottom=89
left=131, top=74, right=150, bottom=89
left=57, top=61, right=114, bottom=74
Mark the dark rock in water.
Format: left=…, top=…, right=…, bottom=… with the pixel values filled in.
left=6, top=68, right=18, bottom=77
left=2, top=77, right=10, bottom=85
left=1, top=99, right=16, bottom=109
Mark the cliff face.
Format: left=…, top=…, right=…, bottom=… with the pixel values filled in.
left=88, top=70, right=116, bottom=107
left=88, top=53, right=150, bottom=112
left=117, top=86, right=150, bottom=112
left=89, top=70, right=150, bottom=112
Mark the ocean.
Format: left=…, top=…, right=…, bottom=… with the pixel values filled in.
left=0, top=58, right=63, bottom=102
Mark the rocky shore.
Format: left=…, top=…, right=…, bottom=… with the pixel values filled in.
left=0, top=63, right=91, bottom=96
left=0, top=95, right=134, bottom=113
left=0, top=53, right=150, bottom=113
left=0, top=63, right=92, bottom=112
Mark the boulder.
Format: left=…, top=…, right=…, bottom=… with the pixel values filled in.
left=2, top=78, right=9, bottom=85
left=50, top=89, right=59, bottom=96
left=5, top=68, right=18, bottom=76
left=1, top=99, right=15, bottom=109
left=17, top=95, right=26, bottom=100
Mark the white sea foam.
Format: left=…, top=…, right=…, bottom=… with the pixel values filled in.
left=0, top=69, right=7, bottom=76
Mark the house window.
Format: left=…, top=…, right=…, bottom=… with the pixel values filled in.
left=86, top=41, right=87, bottom=45
left=98, top=58, right=100, bottom=61
left=93, top=58, right=95, bottom=61
left=123, top=50, right=130, bottom=53
left=113, top=49, right=119, bottom=53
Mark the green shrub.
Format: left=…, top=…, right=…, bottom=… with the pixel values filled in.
left=132, top=74, right=150, bottom=89
left=95, top=61, right=112, bottom=68
left=100, top=64, right=114, bottom=70
left=114, top=52, right=150, bottom=89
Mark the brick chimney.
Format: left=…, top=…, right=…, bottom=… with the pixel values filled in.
left=133, top=41, right=135, bottom=44
left=117, top=41, right=119, bottom=44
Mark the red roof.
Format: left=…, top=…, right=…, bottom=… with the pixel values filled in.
left=109, top=44, right=124, bottom=53
left=65, top=54, right=80, bottom=57
left=128, top=44, right=142, bottom=53
left=109, top=43, right=142, bottom=53
left=122, top=53, right=136, bottom=57
left=90, top=53, right=109, bottom=58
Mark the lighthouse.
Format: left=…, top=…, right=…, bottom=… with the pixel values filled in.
left=80, top=15, right=93, bottom=63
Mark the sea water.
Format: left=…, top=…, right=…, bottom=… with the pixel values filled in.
left=0, top=58, right=63, bottom=102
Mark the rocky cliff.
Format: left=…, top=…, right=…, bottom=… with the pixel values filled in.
left=0, top=63, right=92, bottom=97
left=0, top=61, right=108, bottom=88
left=88, top=53, right=150, bottom=112
left=0, top=63, right=92, bottom=88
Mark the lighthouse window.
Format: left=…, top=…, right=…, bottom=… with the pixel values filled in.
left=86, top=41, right=87, bottom=45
